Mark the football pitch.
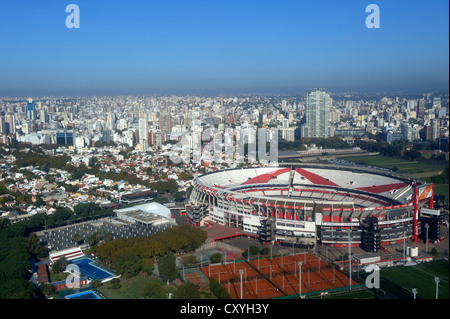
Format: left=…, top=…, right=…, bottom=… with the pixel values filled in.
left=379, top=260, right=449, bottom=299
left=319, top=260, right=448, bottom=299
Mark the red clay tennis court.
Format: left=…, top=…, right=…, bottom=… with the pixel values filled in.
left=200, top=253, right=359, bottom=299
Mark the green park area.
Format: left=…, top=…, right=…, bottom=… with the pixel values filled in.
left=343, top=154, right=449, bottom=199
left=343, top=155, right=443, bottom=176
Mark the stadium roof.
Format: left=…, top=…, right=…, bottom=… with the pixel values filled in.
left=115, top=202, right=171, bottom=219
left=195, top=165, right=416, bottom=207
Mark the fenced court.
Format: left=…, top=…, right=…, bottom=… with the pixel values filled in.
left=181, top=267, right=209, bottom=286
left=200, top=253, right=361, bottom=299
left=69, top=257, right=116, bottom=282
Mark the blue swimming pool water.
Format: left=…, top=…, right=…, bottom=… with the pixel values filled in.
left=66, top=290, right=100, bottom=299
left=69, top=257, right=115, bottom=280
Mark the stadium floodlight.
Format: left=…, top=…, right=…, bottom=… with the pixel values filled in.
left=298, top=262, right=303, bottom=299
left=239, top=269, right=244, bottom=299
left=348, top=229, right=352, bottom=290
left=411, top=288, right=418, bottom=299
left=434, top=277, right=440, bottom=299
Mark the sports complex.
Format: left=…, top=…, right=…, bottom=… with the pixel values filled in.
left=187, top=164, right=439, bottom=251
left=199, top=252, right=361, bottom=299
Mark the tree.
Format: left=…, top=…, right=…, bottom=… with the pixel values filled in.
left=72, top=233, right=81, bottom=245
left=249, top=246, right=260, bottom=256
left=140, top=258, right=154, bottom=276
left=175, top=281, right=200, bottom=299
left=211, top=253, right=223, bottom=263
left=242, top=246, right=260, bottom=259
left=165, top=179, right=179, bottom=194
left=209, top=277, right=231, bottom=299
left=109, top=278, right=122, bottom=289
left=0, top=279, right=38, bottom=299
left=51, top=257, right=68, bottom=274
left=174, top=191, right=186, bottom=202
left=141, top=281, right=165, bottom=299
left=158, top=253, right=179, bottom=282
left=91, top=279, right=102, bottom=289
left=40, top=283, right=57, bottom=297
left=86, top=233, right=99, bottom=247
left=27, top=233, right=49, bottom=259
left=113, top=250, right=140, bottom=279
left=183, top=255, right=197, bottom=267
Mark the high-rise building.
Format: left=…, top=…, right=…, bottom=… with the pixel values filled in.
left=106, top=112, right=116, bottom=130
left=27, top=99, right=35, bottom=120
left=56, top=130, right=74, bottom=145
left=40, top=109, right=49, bottom=123
left=138, top=115, right=149, bottom=150
left=301, top=89, right=331, bottom=138
left=0, top=116, right=6, bottom=134
left=5, top=114, right=16, bottom=134
left=159, top=113, right=172, bottom=133
left=431, top=119, right=441, bottom=140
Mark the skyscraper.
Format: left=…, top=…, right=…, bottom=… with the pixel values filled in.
left=27, top=99, right=35, bottom=120
left=138, top=115, right=149, bottom=150
left=159, top=113, right=172, bottom=133
left=0, top=116, right=6, bottom=134
left=5, top=114, right=16, bottom=134
left=301, top=89, right=331, bottom=138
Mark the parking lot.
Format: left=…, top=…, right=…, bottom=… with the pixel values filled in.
left=35, top=217, right=175, bottom=251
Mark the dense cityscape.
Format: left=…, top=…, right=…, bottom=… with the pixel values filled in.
left=0, top=91, right=448, bottom=214
left=0, top=89, right=448, bottom=300
left=0, top=0, right=448, bottom=306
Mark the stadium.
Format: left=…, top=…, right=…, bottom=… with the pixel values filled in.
left=186, top=164, right=437, bottom=252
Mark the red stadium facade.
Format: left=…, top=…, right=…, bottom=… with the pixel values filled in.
left=187, top=164, right=434, bottom=252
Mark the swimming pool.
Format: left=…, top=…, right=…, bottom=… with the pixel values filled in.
left=69, top=257, right=115, bottom=281
left=65, top=290, right=102, bottom=299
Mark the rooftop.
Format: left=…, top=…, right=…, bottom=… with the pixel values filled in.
left=114, top=202, right=173, bottom=225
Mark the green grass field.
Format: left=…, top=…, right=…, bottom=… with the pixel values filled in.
left=342, top=155, right=444, bottom=176
left=434, top=184, right=450, bottom=200
left=314, top=260, right=449, bottom=300
left=380, top=260, right=449, bottom=299
left=97, top=273, right=177, bottom=299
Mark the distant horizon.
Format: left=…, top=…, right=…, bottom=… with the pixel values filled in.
left=1, top=0, right=448, bottom=97
left=1, top=88, right=449, bottom=100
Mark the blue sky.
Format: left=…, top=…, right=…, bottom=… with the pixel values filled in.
left=0, top=0, right=448, bottom=96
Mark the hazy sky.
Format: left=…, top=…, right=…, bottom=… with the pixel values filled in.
left=0, top=0, right=448, bottom=96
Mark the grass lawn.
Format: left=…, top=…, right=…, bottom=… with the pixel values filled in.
left=342, top=155, right=443, bottom=175
left=98, top=273, right=177, bottom=299
left=49, top=270, right=69, bottom=282
left=434, top=184, right=449, bottom=200
left=380, top=260, right=449, bottom=299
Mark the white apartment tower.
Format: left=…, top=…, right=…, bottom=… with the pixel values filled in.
left=301, top=89, right=332, bottom=138
left=138, top=115, right=149, bottom=151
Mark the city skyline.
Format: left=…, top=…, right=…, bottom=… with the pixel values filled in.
left=0, top=0, right=448, bottom=97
